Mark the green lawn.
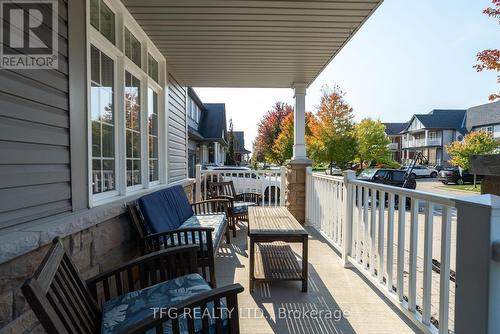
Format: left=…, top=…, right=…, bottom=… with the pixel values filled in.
left=439, top=184, right=481, bottom=193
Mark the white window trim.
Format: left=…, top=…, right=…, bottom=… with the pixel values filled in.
left=87, top=0, right=169, bottom=207
left=147, top=84, right=161, bottom=187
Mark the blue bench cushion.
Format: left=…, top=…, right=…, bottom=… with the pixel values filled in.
left=160, top=215, right=227, bottom=252
left=232, top=201, right=256, bottom=215
left=101, top=273, right=229, bottom=334
left=138, top=185, right=194, bottom=233
left=181, top=214, right=227, bottom=248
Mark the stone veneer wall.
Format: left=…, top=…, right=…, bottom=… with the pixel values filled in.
left=0, top=182, right=194, bottom=333
left=285, top=160, right=312, bottom=224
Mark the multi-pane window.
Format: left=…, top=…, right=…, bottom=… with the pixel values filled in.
left=148, top=54, right=159, bottom=83
left=148, top=88, right=159, bottom=182
left=125, top=71, right=141, bottom=187
left=125, top=28, right=141, bottom=67
left=188, top=97, right=201, bottom=123
left=90, top=46, right=115, bottom=194
left=90, top=0, right=115, bottom=44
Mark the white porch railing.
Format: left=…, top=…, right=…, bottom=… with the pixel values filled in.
left=306, top=168, right=500, bottom=334
left=195, top=165, right=286, bottom=206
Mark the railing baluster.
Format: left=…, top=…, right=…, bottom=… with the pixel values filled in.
left=378, top=191, right=385, bottom=283
left=386, top=193, right=395, bottom=292
left=363, top=187, right=369, bottom=270
left=370, top=189, right=377, bottom=276
left=397, top=195, right=406, bottom=302
left=408, top=198, right=419, bottom=312
left=356, top=185, right=363, bottom=261
left=422, top=201, right=434, bottom=325
left=438, top=206, right=452, bottom=334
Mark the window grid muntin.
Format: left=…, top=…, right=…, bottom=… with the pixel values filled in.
left=125, top=71, right=142, bottom=187
left=148, top=54, right=159, bottom=83
left=90, top=0, right=115, bottom=44
left=90, top=45, right=115, bottom=194
left=148, top=88, right=159, bottom=182
left=125, top=28, right=141, bottom=67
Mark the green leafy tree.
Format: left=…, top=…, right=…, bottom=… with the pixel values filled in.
left=225, top=118, right=236, bottom=165
left=354, top=118, right=392, bottom=168
left=308, top=85, right=357, bottom=169
left=446, top=131, right=498, bottom=169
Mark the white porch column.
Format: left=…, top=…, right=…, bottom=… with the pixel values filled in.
left=292, top=83, right=307, bottom=160
left=285, top=83, right=312, bottom=224
left=214, top=142, right=219, bottom=165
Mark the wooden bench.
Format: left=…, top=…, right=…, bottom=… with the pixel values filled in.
left=22, top=238, right=244, bottom=334
left=128, top=185, right=231, bottom=288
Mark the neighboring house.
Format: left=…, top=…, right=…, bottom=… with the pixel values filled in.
left=233, top=131, right=251, bottom=165
left=400, top=110, right=468, bottom=166
left=187, top=88, right=228, bottom=177
left=466, top=100, right=500, bottom=140
left=383, top=122, right=407, bottom=163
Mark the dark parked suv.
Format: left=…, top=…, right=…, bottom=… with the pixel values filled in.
left=438, top=167, right=484, bottom=185
left=357, top=168, right=416, bottom=189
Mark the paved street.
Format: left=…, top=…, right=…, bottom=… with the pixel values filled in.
left=415, top=178, right=479, bottom=198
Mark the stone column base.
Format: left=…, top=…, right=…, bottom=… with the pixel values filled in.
left=285, top=158, right=312, bottom=224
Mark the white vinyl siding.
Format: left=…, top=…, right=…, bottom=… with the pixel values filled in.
left=0, top=0, right=71, bottom=228
left=168, top=74, right=187, bottom=182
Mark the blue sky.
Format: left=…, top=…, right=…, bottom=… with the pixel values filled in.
left=195, top=0, right=499, bottom=150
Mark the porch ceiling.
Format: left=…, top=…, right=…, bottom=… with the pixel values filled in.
left=122, top=0, right=383, bottom=88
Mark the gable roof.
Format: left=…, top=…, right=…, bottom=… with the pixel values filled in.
left=233, top=131, right=251, bottom=154
left=383, top=123, right=407, bottom=136
left=402, top=109, right=467, bottom=133
left=198, top=103, right=228, bottom=145
left=187, top=87, right=206, bottom=110
left=465, top=100, right=500, bottom=131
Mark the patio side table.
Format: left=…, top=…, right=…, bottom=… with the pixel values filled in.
left=248, top=207, right=309, bottom=292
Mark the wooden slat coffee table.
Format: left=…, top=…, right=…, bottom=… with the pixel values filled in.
left=248, top=207, right=309, bottom=292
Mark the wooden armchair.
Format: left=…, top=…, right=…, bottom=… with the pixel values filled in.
left=128, top=197, right=230, bottom=288
left=208, top=181, right=261, bottom=236
left=22, top=238, right=244, bottom=334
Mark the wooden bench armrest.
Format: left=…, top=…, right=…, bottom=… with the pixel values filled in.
left=86, top=245, right=199, bottom=301
left=235, top=192, right=261, bottom=203
left=191, top=199, right=229, bottom=215
left=121, top=283, right=245, bottom=334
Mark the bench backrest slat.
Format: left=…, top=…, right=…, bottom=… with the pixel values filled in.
left=22, top=239, right=101, bottom=334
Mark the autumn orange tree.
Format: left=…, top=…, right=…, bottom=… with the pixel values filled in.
left=474, top=0, right=500, bottom=101
left=308, top=85, right=357, bottom=169
left=253, top=102, right=293, bottom=163
left=271, top=111, right=314, bottom=165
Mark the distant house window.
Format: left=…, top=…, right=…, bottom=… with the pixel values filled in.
left=90, top=45, right=115, bottom=194
left=148, top=88, right=159, bottom=182
left=148, top=54, right=159, bottom=83
left=125, top=71, right=142, bottom=187
left=90, top=0, right=115, bottom=44
left=188, top=97, right=201, bottom=123
left=479, top=126, right=494, bottom=135
left=125, top=28, right=141, bottom=67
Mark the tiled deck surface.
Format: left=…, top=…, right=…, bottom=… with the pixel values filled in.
left=215, top=223, right=423, bottom=334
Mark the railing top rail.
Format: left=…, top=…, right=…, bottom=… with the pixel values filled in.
left=349, top=178, right=457, bottom=207
left=310, top=173, right=344, bottom=182
left=200, top=169, right=281, bottom=174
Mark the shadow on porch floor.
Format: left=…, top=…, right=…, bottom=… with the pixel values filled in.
left=215, top=223, right=422, bottom=334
